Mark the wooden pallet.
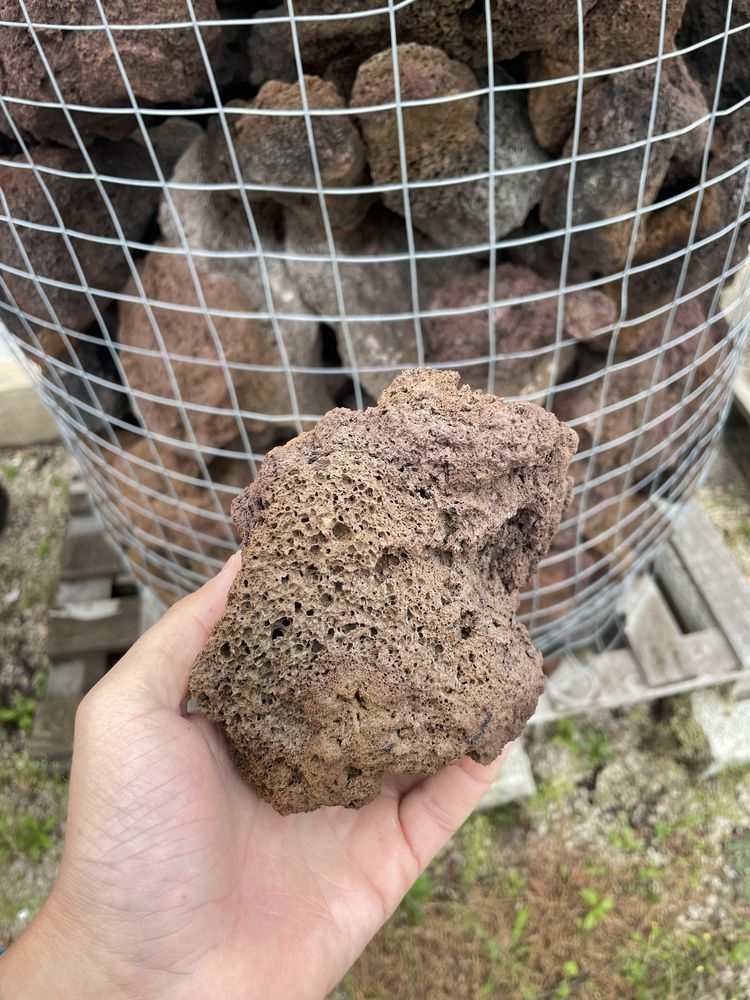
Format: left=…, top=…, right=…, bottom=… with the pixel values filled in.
left=28, top=482, right=141, bottom=765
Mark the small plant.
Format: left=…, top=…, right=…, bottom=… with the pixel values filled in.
left=578, top=888, right=615, bottom=932
left=738, top=521, right=750, bottom=542
left=458, top=813, right=493, bottom=888
left=36, top=533, right=54, bottom=559
left=49, top=474, right=70, bottom=499
left=1, top=463, right=20, bottom=483
left=510, top=906, right=530, bottom=947
left=552, top=720, right=613, bottom=769
left=0, top=814, right=57, bottom=863
left=0, top=691, right=37, bottom=734
left=395, top=870, right=434, bottom=926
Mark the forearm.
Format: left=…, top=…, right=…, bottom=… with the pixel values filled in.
left=0, top=895, right=134, bottom=1000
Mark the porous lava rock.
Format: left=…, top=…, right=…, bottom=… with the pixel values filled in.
left=103, top=432, right=252, bottom=583
left=552, top=299, right=726, bottom=489
left=0, top=140, right=158, bottom=334
left=120, top=133, right=334, bottom=460
left=226, top=77, right=371, bottom=234
left=0, top=0, right=221, bottom=146
left=528, top=0, right=689, bottom=152
left=118, top=244, right=331, bottom=461
left=293, top=0, right=597, bottom=73
left=678, top=0, right=750, bottom=111
left=190, top=368, right=577, bottom=814
left=540, top=62, right=706, bottom=275
left=351, top=46, right=547, bottom=249
left=424, top=264, right=614, bottom=397
left=284, top=207, right=476, bottom=399
left=247, top=6, right=297, bottom=88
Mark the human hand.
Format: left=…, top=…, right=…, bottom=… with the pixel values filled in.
left=0, top=554, right=506, bottom=1000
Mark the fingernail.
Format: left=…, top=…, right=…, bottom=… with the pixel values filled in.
left=219, top=549, right=242, bottom=576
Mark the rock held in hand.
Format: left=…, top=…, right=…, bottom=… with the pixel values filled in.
left=190, top=368, right=577, bottom=814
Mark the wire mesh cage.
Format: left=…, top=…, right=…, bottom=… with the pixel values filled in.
left=0, top=0, right=748, bottom=656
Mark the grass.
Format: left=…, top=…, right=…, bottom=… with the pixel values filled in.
left=337, top=756, right=750, bottom=1000
left=0, top=692, right=37, bottom=735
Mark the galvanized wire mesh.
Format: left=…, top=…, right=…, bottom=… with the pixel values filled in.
left=0, top=0, right=748, bottom=655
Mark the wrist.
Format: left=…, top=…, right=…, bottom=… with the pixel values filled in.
left=0, top=891, right=139, bottom=1000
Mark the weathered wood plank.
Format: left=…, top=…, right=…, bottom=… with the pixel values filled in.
left=60, top=513, right=123, bottom=580
left=46, top=653, right=109, bottom=697
left=28, top=695, right=78, bottom=763
left=654, top=542, right=714, bottom=633
left=69, top=479, right=91, bottom=516
left=672, top=504, right=750, bottom=671
left=0, top=356, right=59, bottom=448
left=56, top=576, right=111, bottom=605
left=47, top=595, right=140, bottom=657
left=622, top=576, right=688, bottom=686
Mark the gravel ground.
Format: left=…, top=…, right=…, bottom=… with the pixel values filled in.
left=0, top=445, right=73, bottom=940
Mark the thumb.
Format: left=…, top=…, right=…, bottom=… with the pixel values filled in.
left=101, top=550, right=242, bottom=712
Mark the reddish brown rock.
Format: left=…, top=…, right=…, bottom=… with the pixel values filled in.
left=424, top=264, right=613, bottom=397
left=103, top=433, right=251, bottom=583
left=0, top=1, right=221, bottom=146
left=118, top=245, right=332, bottom=460
left=352, top=46, right=547, bottom=248
left=293, top=0, right=597, bottom=72
left=284, top=207, right=476, bottom=398
left=519, top=539, right=598, bottom=631
left=540, top=63, right=703, bottom=275
left=0, top=140, right=158, bottom=334
left=528, top=0, right=688, bottom=152
left=226, top=77, right=370, bottom=235
left=552, top=300, right=727, bottom=489
left=190, top=368, right=577, bottom=814
left=678, top=0, right=750, bottom=111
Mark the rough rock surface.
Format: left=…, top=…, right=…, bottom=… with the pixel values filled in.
left=528, top=0, right=689, bottom=152
left=0, top=0, right=221, bottom=146
left=540, top=63, right=703, bottom=275
left=424, top=264, right=613, bottom=397
left=247, top=6, right=297, bottom=88
left=552, top=300, right=726, bottom=487
left=678, top=0, right=750, bottom=111
left=226, top=77, right=370, bottom=234
left=190, top=369, right=577, bottom=814
left=105, top=433, right=250, bottom=582
left=135, top=133, right=334, bottom=458
left=133, top=118, right=204, bottom=179
left=293, top=0, right=597, bottom=72
left=284, top=208, right=476, bottom=399
left=352, top=47, right=547, bottom=249
left=0, top=140, right=158, bottom=334
left=118, top=244, right=331, bottom=460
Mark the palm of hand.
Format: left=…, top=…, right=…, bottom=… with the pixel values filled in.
left=47, top=560, right=504, bottom=1000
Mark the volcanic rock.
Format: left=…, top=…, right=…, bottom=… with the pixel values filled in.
left=292, top=0, right=597, bottom=72
left=352, top=46, right=547, bottom=249
left=0, top=0, right=221, bottom=146
left=424, top=264, right=614, bottom=397
left=226, top=77, right=370, bottom=234
left=539, top=63, right=703, bottom=275
left=190, top=368, right=577, bottom=813
left=284, top=207, right=476, bottom=399
left=528, top=0, right=689, bottom=152
left=0, top=140, right=158, bottom=334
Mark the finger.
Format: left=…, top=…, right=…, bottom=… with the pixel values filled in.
left=101, top=550, right=242, bottom=711
left=396, top=745, right=510, bottom=871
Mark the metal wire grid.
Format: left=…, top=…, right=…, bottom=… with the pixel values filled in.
left=0, top=0, right=748, bottom=656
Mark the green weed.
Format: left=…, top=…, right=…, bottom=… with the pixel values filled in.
left=578, top=888, right=615, bottom=932
left=0, top=813, right=57, bottom=863
left=0, top=692, right=37, bottom=734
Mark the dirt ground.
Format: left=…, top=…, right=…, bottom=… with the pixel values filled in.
left=1, top=429, right=750, bottom=996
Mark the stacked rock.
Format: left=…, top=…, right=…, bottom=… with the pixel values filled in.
left=0, top=0, right=743, bottom=619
